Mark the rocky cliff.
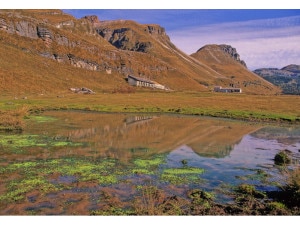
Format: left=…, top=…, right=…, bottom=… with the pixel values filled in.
left=94, top=20, right=170, bottom=53
left=218, top=44, right=247, bottom=68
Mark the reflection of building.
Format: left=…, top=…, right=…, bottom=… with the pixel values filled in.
left=214, top=86, right=242, bottom=93
left=125, top=115, right=156, bottom=126
left=127, top=75, right=167, bottom=90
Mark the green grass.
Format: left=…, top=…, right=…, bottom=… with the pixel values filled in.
left=1, top=92, right=299, bottom=131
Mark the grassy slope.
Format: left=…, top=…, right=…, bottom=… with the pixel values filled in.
left=191, top=45, right=281, bottom=95
left=0, top=33, right=128, bottom=95
left=0, top=9, right=281, bottom=94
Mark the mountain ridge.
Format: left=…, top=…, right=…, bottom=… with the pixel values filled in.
left=253, top=64, right=300, bottom=95
left=0, top=9, right=281, bottom=95
left=190, top=44, right=280, bottom=94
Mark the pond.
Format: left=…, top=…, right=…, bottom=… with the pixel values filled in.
left=0, top=111, right=299, bottom=215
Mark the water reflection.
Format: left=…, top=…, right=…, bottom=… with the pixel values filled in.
left=1, top=111, right=300, bottom=214
left=25, top=111, right=262, bottom=161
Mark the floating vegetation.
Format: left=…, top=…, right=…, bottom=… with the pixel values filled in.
left=0, top=157, right=120, bottom=203
left=161, top=167, right=205, bottom=185
left=235, top=169, right=270, bottom=183
left=0, top=176, right=61, bottom=202
left=133, top=155, right=166, bottom=168
left=0, top=134, right=82, bottom=151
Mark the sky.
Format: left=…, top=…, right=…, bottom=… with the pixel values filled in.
left=3, top=1, right=300, bottom=70
left=62, top=9, right=300, bottom=70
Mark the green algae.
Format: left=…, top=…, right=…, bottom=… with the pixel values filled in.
left=131, top=168, right=155, bottom=175
left=133, top=155, right=166, bottom=168
left=130, top=155, right=167, bottom=175
left=0, top=153, right=207, bottom=205
left=0, top=134, right=82, bottom=151
left=161, top=167, right=205, bottom=185
left=0, top=157, right=121, bottom=203
left=0, top=176, right=60, bottom=202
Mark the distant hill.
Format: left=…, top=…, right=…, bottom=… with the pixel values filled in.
left=0, top=9, right=280, bottom=95
left=253, top=64, right=300, bottom=95
left=190, top=44, right=280, bottom=94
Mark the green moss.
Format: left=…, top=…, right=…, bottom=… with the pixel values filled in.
left=133, top=156, right=166, bottom=168
left=267, top=202, right=287, bottom=210
left=235, top=184, right=266, bottom=198
left=0, top=176, right=60, bottom=202
left=163, top=167, right=204, bottom=175
left=131, top=168, right=155, bottom=175
left=0, top=134, right=82, bottom=151
left=161, top=167, right=205, bottom=185
left=80, top=173, right=118, bottom=184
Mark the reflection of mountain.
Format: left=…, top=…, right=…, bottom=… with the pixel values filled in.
left=28, top=111, right=261, bottom=161
left=251, top=126, right=300, bottom=146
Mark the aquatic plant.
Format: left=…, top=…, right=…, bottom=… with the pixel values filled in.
left=274, top=150, right=291, bottom=165
left=133, top=156, right=166, bottom=168
left=160, top=167, right=204, bottom=185
left=0, top=176, right=60, bottom=202
left=0, top=134, right=82, bottom=152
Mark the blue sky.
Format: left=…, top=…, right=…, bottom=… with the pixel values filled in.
left=4, top=1, right=300, bottom=70
left=63, top=9, right=300, bottom=70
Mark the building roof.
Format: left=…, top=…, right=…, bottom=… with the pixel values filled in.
left=128, top=75, right=156, bottom=84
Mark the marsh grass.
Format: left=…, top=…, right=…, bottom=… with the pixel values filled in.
left=1, top=92, right=299, bottom=132
left=0, top=105, right=29, bottom=131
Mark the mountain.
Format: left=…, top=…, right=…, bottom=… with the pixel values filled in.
left=190, top=44, right=281, bottom=94
left=0, top=9, right=280, bottom=95
left=253, top=64, right=300, bottom=95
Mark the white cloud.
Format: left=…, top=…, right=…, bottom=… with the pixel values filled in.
left=169, top=16, right=300, bottom=69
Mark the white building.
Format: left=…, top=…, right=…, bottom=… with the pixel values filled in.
left=127, top=75, right=168, bottom=90
left=214, top=86, right=242, bottom=93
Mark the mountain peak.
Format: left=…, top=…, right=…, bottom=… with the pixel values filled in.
left=82, top=15, right=101, bottom=25
left=197, top=44, right=247, bottom=68
left=281, top=64, right=300, bottom=73
left=191, top=44, right=280, bottom=94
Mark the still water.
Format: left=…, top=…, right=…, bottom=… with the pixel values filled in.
left=0, top=111, right=299, bottom=214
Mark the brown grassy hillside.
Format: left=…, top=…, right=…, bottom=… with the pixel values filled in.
left=0, top=9, right=280, bottom=94
left=0, top=32, right=126, bottom=95
left=191, top=44, right=281, bottom=94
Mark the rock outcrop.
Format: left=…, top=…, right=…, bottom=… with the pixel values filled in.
left=217, top=44, right=247, bottom=68
left=37, top=25, right=53, bottom=45
left=96, top=26, right=153, bottom=52
left=82, top=15, right=101, bottom=25
left=94, top=20, right=170, bottom=53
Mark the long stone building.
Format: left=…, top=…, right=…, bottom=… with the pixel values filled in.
left=127, top=75, right=167, bottom=90
left=214, top=86, right=242, bottom=93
